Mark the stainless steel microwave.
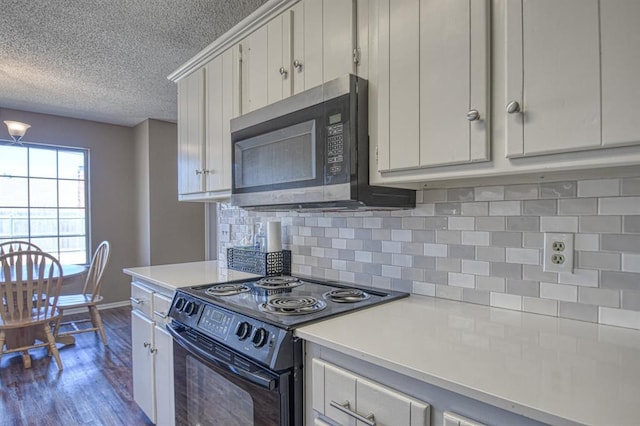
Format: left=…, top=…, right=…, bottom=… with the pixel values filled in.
left=230, top=74, right=415, bottom=211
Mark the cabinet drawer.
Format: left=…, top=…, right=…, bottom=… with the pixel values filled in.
left=152, top=293, right=172, bottom=327
left=312, top=358, right=430, bottom=426
left=131, top=281, right=154, bottom=318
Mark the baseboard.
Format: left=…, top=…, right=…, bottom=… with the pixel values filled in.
left=62, top=300, right=131, bottom=315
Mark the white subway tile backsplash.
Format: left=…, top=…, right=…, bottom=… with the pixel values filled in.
left=558, top=198, right=598, bottom=215
left=220, top=176, right=640, bottom=330
left=489, top=201, right=522, bottom=216
left=577, top=179, right=620, bottom=197
left=462, top=231, right=490, bottom=246
left=424, top=243, right=448, bottom=257
left=622, top=254, right=640, bottom=272
left=475, top=186, right=505, bottom=201
left=540, top=216, right=579, bottom=232
left=575, top=233, right=600, bottom=251
left=599, top=197, right=640, bottom=215
left=448, top=272, right=476, bottom=288
left=540, top=282, right=578, bottom=302
left=506, top=248, right=540, bottom=265
left=491, top=292, right=522, bottom=311
left=449, top=216, right=475, bottom=230
left=461, top=202, right=489, bottom=216
left=599, top=307, right=640, bottom=329
left=621, top=178, right=640, bottom=196
left=462, top=259, right=490, bottom=276
left=558, top=269, right=599, bottom=287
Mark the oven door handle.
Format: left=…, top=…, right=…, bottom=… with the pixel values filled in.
left=167, top=324, right=278, bottom=391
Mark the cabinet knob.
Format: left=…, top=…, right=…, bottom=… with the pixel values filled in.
left=143, top=342, right=151, bottom=348
left=506, top=101, right=521, bottom=114
left=279, top=67, right=288, bottom=77
left=293, top=59, right=302, bottom=70
left=195, top=169, right=202, bottom=175
left=466, top=109, right=480, bottom=121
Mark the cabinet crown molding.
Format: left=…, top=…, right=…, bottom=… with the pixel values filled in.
left=168, top=0, right=299, bottom=82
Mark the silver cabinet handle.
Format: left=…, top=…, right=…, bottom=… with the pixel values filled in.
left=330, top=400, right=376, bottom=426
left=143, top=342, right=151, bottom=348
left=506, top=101, right=521, bottom=114
left=153, top=310, right=168, bottom=319
left=129, top=297, right=142, bottom=305
left=150, top=348, right=158, bottom=354
left=293, top=59, right=302, bottom=69
left=195, top=169, right=203, bottom=175
left=466, top=109, right=480, bottom=121
left=279, top=66, right=288, bottom=77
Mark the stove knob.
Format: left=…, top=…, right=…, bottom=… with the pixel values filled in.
left=183, top=301, right=198, bottom=316
left=235, top=322, right=252, bottom=340
left=252, top=328, right=269, bottom=348
left=174, top=297, right=185, bottom=311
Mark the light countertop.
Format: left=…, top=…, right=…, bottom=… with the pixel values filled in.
left=296, top=295, right=640, bottom=426
left=123, top=260, right=260, bottom=291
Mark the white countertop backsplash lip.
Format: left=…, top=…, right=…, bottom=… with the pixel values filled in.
left=296, top=294, right=640, bottom=426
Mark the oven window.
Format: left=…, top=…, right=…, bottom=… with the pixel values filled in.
left=235, top=120, right=316, bottom=189
left=186, top=356, right=254, bottom=425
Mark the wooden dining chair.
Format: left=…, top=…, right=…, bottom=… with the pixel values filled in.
left=0, top=241, right=42, bottom=256
left=53, top=241, right=111, bottom=345
left=0, top=250, right=64, bottom=370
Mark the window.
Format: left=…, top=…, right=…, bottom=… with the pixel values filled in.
left=0, top=141, right=89, bottom=264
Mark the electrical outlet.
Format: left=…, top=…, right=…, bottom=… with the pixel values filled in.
left=543, top=233, right=574, bottom=273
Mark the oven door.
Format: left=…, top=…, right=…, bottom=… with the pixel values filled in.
left=168, top=324, right=297, bottom=426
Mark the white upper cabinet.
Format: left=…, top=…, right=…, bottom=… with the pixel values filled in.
left=505, top=0, right=640, bottom=157
left=601, top=0, right=640, bottom=147
left=177, top=68, right=205, bottom=196
left=374, top=0, right=490, bottom=173
left=244, top=0, right=361, bottom=113
left=205, top=46, right=240, bottom=194
left=177, top=45, right=240, bottom=200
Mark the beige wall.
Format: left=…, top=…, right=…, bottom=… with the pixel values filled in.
left=0, top=109, right=205, bottom=304
left=140, top=119, right=205, bottom=265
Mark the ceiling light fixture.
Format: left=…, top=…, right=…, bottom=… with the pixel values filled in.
left=3, top=120, right=31, bottom=143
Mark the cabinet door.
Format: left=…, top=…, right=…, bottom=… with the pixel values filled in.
left=292, top=0, right=323, bottom=94
left=245, top=26, right=269, bottom=112
left=177, top=69, right=205, bottom=195
left=505, top=0, right=601, bottom=157
left=154, top=325, right=175, bottom=426
left=132, top=310, right=156, bottom=423
left=323, top=0, right=357, bottom=82
left=419, top=0, right=489, bottom=166
left=267, top=13, right=293, bottom=104
left=204, top=45, right=238, bottom=194
left=377, top=0, right=488, bottom=172
left=601, top=0, right=640, bottom=147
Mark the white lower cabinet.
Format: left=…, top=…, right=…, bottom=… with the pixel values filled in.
left=443, top=412, right=486, bottom=426
left=131, top=281, right=175, bottom=426
left=312, top=358, right=430, bottom=426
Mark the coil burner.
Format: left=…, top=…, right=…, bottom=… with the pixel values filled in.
left=255, top=276, right=302, bottom=290
left=323, top=288, right=371, bottom=303
left=205, top=283, right=251, bottom=297
left=259, top=296, right=327, bottom=316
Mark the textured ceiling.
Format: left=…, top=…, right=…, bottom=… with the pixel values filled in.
left=0, top=0, right=267, bottom=127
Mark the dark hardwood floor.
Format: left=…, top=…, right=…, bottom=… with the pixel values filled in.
left=0, top=306, right=154, bottom=426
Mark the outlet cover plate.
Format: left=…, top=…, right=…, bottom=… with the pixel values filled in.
left=543, top=233, right=574, bottom=273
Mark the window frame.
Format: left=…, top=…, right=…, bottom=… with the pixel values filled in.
left=0, top=140, right=91, bottom=265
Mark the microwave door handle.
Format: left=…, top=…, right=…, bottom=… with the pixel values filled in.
left=166, top=323, right=277, bottom=390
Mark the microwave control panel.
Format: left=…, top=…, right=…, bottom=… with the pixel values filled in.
left=327, top=122, right=344, bottom=176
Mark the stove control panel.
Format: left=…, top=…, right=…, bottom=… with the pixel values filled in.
left=168, top=291, right=296, bottom=370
